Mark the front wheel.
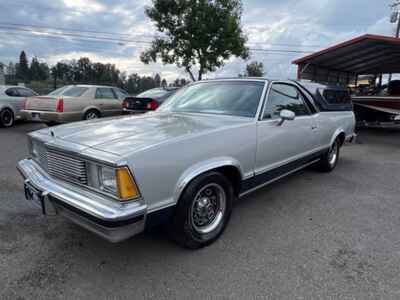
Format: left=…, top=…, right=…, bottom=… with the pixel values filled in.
left=0, top=108, right=15, bottom=127
left=167, top=172, right=234, bottom=249
left=315, top=138, right=340, bottom=172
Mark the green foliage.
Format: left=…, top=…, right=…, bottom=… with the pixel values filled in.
left=30, top=57, right=50, bottom=81
left=5, top=52, right=189, bottom=94
left=16, top=51, right=29, bottom=82
left=141, top=0, right=249, bottom=81
left=241, top=61, right=264, bottom=77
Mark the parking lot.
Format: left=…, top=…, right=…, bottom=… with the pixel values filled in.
left=1, top=122, right=400, bottom=299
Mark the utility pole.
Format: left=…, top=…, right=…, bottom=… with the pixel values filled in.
left=389, top=0, right=400, bottom=82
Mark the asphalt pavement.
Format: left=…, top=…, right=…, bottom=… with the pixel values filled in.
left=1, top=122, right=400, bottom=299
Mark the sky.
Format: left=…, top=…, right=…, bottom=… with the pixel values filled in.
left=0, top=0, right=396, bottom=82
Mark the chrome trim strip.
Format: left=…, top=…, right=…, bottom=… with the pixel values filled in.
left=17, top=159, right=147, bottom=222
left=254, top=146, right=329, bottom=176
left=239, top=159, right=320, bottom=197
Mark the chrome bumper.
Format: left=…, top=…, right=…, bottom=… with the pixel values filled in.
left=17, top=159, right=147, bottom=242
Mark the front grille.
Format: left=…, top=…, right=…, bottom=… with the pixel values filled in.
left=35, top=145, right=88, bottom=185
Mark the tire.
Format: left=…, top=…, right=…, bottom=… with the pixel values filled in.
left=83, top=109, right=100, bottom=120
left=45, top=121, right=59, bottom=127
left=0, top=108, right=15, bottom=128
left=315, top=138, right=340, bottom=172
left=167, top=171, right=234, bottom=249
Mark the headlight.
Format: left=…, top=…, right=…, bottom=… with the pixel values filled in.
left=99, top=166, right=118, bottom=194
left=29, top=138, right=39, bottom=160
left=98, top=166, right=140, bottom=201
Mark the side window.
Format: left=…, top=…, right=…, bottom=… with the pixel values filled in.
left=5, top=88, right=19, bottom=97
left=263, top=84, right=310, bottom=119
left=17, top=88, right=36, bottom=97
left=114, top=88, right=128, bottom=99
left=96, top=88, right=117, bottom=99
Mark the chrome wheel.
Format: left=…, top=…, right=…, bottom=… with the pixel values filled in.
left=190, top=183, right=226, bottom=234
left=85, top=111, right=99, bottom=120
left=328, top=141, right=338, bottom=166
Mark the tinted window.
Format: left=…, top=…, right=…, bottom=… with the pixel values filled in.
left=138, top=89, right=170, bottom=98
left=114, top=88, right=128, bottom=99
left=160, top=81, right=264, bottom=118
left=263, top=84, right=310, bottom=119
left=96, top=88, right=116, bottom=99
left=322, top=89, right=351, bottom=104
left=17, top=88, right=37, bottom=97
left=5, top=88, right=19, bottom=97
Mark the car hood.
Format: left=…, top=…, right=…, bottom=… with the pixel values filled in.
left=39, top=112, right=251, bottom=156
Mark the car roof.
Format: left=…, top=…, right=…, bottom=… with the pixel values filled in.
left=62, top=84, right=118, bottom=88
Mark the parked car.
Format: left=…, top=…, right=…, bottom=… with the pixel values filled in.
left=122, top=87, right=179, bottom=113
left=21, top=85, right=128, bottom=125
left=0, top=85, right=38, bottom=127
left=18, top=79, right=356, bottom=249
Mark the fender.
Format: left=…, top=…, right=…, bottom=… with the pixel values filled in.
left=330, top=127, right=346, bottom=146
left=172, top=157, right=244, bottom=203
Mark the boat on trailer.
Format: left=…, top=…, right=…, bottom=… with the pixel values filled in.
left=352, top=80, right=400, bottom=126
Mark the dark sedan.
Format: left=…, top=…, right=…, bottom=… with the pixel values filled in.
left=122, top=87, right=179, bottom=113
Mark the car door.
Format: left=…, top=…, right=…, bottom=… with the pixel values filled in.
left=95, top=87, right=122, bottom=116
left=255, top=82, right=320, bottom=176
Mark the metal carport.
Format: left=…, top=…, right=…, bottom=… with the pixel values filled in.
left=293, top=34, right=400, bottom=86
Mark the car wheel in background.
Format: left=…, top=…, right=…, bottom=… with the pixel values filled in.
left=83, top=109, right=100, bottom=120
left=0, top=108, right=15, bottom=128
left=315, top=137, right=340, bottom=172
left=45, top=122, right=59, bottom=127
left=167, top=171, right=234, bottom=249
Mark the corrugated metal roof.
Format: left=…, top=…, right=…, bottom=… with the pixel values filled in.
left=293, top=34, right=400, bottom=84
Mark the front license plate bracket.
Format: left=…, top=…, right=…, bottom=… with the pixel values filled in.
left=24, top=182, right=57, bottom=216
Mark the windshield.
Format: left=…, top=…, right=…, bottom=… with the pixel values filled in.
left=48, top=86, right=69, bottom=96
left=159, top=81, right=265, bottom=118
left=138, top=88, right=171, bottom=98
left=47, top=86, right=88, bottom=97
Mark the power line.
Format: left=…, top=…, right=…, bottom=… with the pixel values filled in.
left=0, top=22, right=154, bottom=38
left=0, top=26, right=313, bottom=55
left=0, top=21, right=322, bottom=48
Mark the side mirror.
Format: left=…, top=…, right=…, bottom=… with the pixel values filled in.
left=278, top=109, right=295, bottom=126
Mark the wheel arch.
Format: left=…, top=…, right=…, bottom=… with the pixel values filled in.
left=0, top=104, right=16, bottom=115
left=330, top=128, right=346, bottom=147
left=173, top=158, right=244, bottom=203
left=82, top=106, right=101, bottom=118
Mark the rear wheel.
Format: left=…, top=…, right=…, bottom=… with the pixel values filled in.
left=0, top=108, right=15, bottom=127
left=167, top=172, right=234, bottom=249
left=83, top=109, right=100, bottom=120
left=315, top=138, right=340, bottom=172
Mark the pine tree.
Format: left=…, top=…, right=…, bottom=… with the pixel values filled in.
left=16, top=51, right=29, bottom=82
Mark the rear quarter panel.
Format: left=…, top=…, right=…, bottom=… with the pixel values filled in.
left=126, top=122, right=257, bottom=212
left=316, top=111, right=355, bottom=146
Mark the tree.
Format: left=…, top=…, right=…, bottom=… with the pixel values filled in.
left=141, top=0, right=249, bottom=81
left=154, top=73, right=161, bottom=87
left=244, top=61, right=264, bottom=77
left=161, top=78, right=167, bottom=88
left=16, top=51, right=29, bottom=82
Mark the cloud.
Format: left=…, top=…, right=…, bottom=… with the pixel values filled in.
left=0, top=0, right=396, bottom=81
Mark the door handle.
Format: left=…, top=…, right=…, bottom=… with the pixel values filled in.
left=311, top=125, right=317, bottom=130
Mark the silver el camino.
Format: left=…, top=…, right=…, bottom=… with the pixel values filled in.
left=17, top=79, right=356, bottom=249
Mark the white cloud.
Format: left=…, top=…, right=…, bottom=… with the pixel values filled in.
left=63, top=0, right=106, bottom=13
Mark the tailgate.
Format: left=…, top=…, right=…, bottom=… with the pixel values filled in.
left=124, top=97, right=153, bottom=110
left=26, top=96, right=58, bottom=112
